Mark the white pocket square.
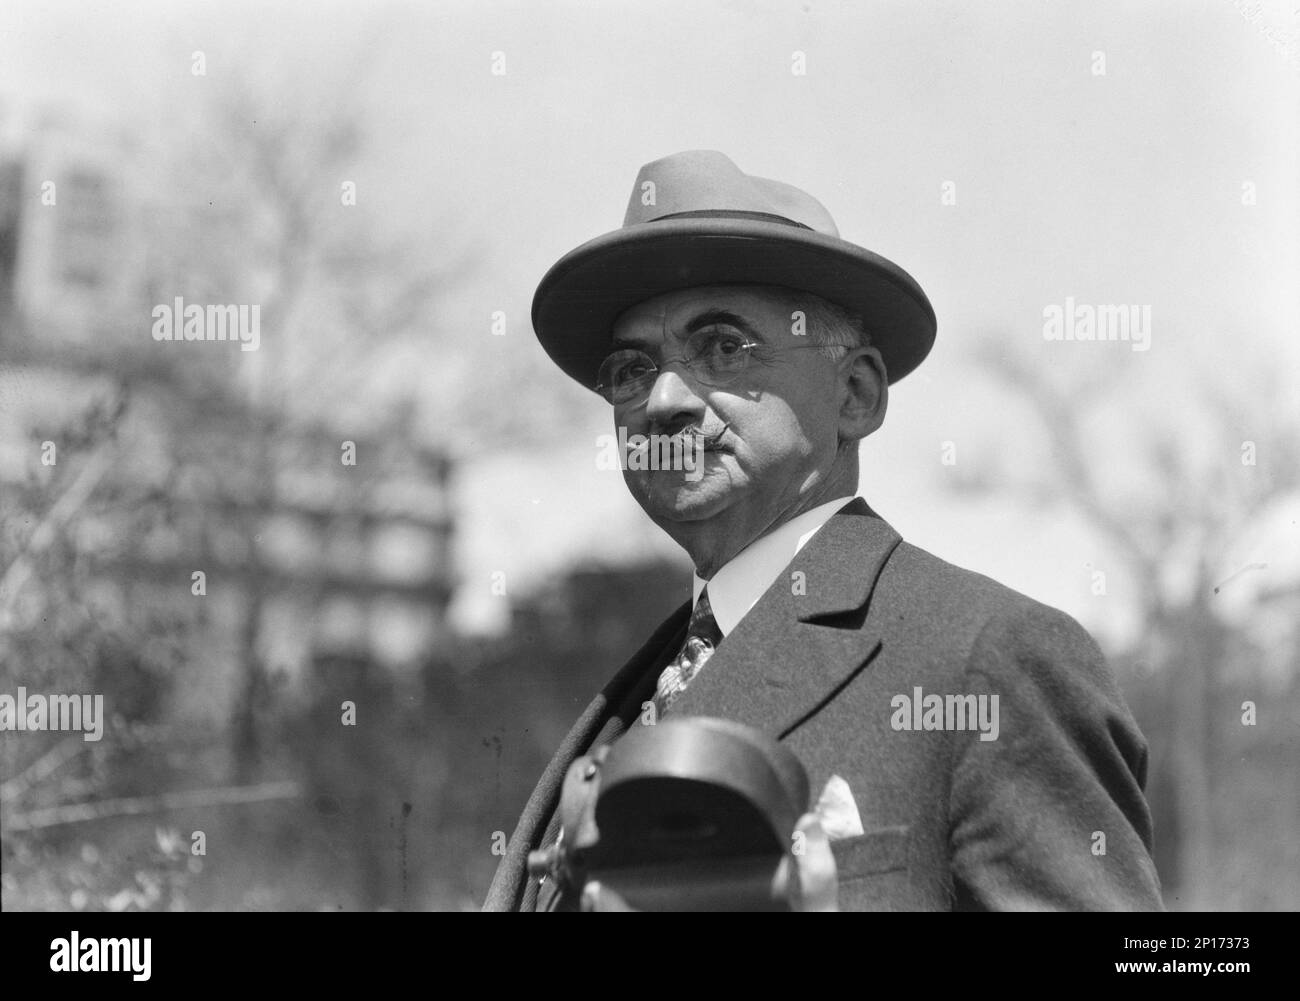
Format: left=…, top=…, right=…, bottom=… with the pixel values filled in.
left=814, top=774, right=865, bottom=841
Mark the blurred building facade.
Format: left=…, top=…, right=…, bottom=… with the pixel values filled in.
left=0, top=99, right=456, bottom=707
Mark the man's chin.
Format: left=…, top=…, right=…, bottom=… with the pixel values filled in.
left=625, top=471, right=740, bottom=524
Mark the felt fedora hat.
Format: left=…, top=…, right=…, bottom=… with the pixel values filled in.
left=531, top=150, right=936, bottom=392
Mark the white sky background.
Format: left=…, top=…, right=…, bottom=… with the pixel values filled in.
left=2, top=0, right=1297, bottom=647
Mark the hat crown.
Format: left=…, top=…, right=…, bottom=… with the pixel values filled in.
left=623, top=150, right=839, bottom=237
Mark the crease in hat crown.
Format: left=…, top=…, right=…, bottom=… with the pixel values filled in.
left=623, top=150, right=840, bottom=236
left=531, top=149, right=937, bottom=392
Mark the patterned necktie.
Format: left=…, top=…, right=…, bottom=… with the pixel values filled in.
left=652, top=587, right=723, bottom=719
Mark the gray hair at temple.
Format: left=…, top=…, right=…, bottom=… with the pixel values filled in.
left=770, top=287, right=873, bottom=361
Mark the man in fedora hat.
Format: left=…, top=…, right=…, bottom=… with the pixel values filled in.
left=484, top=150, right=1162, bottom=911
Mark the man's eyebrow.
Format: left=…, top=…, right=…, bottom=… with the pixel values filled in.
left=609, top=332, right=657, bottom=350
left=682, top=308, right=763, bottom=338
left=611, top=308, right=763, bottom=349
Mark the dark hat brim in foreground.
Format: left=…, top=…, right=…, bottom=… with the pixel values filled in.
left=531, top=216, right=937, bottom=393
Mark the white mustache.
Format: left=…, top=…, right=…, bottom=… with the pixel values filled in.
left=638, top=424, right=729, bottom=451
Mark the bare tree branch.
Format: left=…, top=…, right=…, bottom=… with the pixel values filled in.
left=0, top=739, right=90, bottom=805
left=1, top=781, right=303, bottom=834
left=975, top=341, right=1162, bottom=603
left=0, top=444, right=115, bottom=624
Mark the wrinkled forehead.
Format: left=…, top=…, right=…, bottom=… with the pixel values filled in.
left=611, top=285, right=791, bottom=345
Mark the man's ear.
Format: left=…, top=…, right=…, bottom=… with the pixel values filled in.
left=837, top=346, right=888, bottom=443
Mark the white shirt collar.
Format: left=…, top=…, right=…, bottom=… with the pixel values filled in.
left=692, top=496, right=858, bottom=637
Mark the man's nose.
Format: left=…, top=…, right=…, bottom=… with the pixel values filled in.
left=643, top=364, right=707, bottom=431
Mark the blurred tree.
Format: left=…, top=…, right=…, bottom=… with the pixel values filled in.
left=0, top=388, right=200, bottom=911
left=133, top=63, right=468, bottom=782
left=959, top=335, right=1300, bottom=908
left=3, top=41, right=471, bottom=910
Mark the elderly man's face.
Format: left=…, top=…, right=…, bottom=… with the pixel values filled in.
left=609, top=285, right=858, bottom=536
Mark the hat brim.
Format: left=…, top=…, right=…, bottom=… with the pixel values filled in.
left=531, top=217, right=936, bottom=392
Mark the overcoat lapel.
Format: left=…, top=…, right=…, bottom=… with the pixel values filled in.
left=481, top=599, right=691, bottom=911
left=666, top=498, right=902, bottom=737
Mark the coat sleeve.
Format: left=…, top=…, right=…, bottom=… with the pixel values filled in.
left=947, top=603, right=1164, bottom=910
